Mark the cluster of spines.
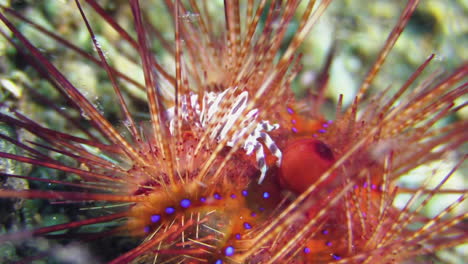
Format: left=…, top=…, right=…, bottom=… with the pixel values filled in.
left=0, top=1, right=466, bottom=263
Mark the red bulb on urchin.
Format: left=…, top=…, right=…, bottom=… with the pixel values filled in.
left=279, top=138, right=336, bottom=194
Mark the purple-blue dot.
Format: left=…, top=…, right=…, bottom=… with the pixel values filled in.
left=180, top=199, right=191, bottom=208
left=287, top=107, right=294, bottom=114
left=332, top=254, right=342, bottom=260
left=230, top=194, right=237, bottom=199
left=263, top=192, right=270, bottom=199
left=322, top=123, right=329, bottom=128
left=235, top=233, right=241, bottom=240
left=371, top=184, right=377, bottom=190
left=327, top=120, right=333, bottom=124
left=318, top=129, right=327, bottom=133
left=224, top=246, right=235, bottom=256
left=241, top=190, right=248, bottom=197
left=143, top=226, right=150, bottom=233
left=150, top=214, right=161, bottom=223
left=251, top=212, right=257, bottom=217
left=326, top=241, right=332, bottom=246
left=165, top=207, right=175, bottom=214
left=291, top=119, right=297, bottom=125
left=214, top=193, right=222, bottom=200
left=363, top=182, right=368, bottom=188
left=200, top=197, right=206, bottom=203
left=354, top=184, right=359, bottom=189
left=303, top=247, right=311, bottom=254
left=259, top=207, right=265, bottom=211
left=322, top=229, right=329, bottom=235
left=292, top=127, right=298, bottom=133
left=243, top=222, right=252, bottom=229
left=215, top=260, right=223, bottom=264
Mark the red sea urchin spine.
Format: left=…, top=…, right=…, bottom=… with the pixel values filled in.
left=0, top=1, right=467, bottom=264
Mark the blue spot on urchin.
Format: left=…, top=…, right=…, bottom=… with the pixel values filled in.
left=326, top=241, right=332, bottom=246
left=230, top=194, right=237, bottom=199
left=215, top=260, right=223, bottom=264
left=150, top=214, right=161, bottom=223
left=180, top=199, right=191, bottom=208
left=165, top=207, right=175, bottom=214
left=322, top=229, right=329, bottom=235
left=214, top=193, right=222, bottom=200
left=224, top=246, right=235, bottom=256
left=241, top=190, right=248, bottom=197
left=243, top=222, right=252, bottom=229
left=143, top=226, right=150, bottom=233
left=200, top=197, right=206, bottom=203
left=235, top=233, right=241, bottom=240
left=332, top=254, right=342, bottom=260
left=263, top=192, right=270, bottom=199
left=303, top=247, right=311, bottom=254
